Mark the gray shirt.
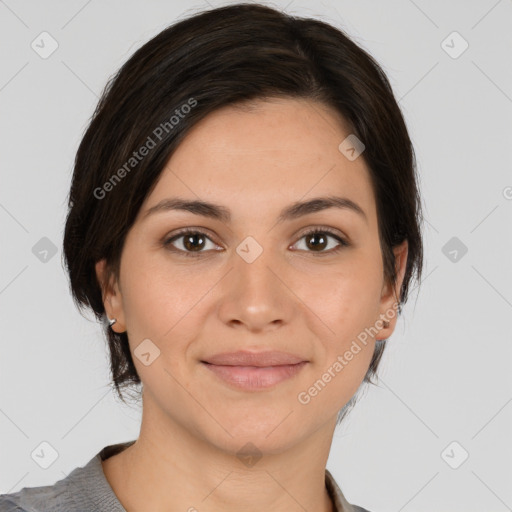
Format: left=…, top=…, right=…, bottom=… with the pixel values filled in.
left=0, top=441, right=371, bottom=511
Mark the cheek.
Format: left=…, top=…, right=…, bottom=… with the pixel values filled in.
left=119, top=251, right=226, bottom=383
left=119, top=263, right=204, bottom=388
left=301, top=249, right=382, bottom=380
left=298, top=279, right=379, bottom=413
left=120, top=249, right=201, bottom=331
left=306, top=253, right=383, bottom=331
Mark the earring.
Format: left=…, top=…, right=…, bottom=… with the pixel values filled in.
left=108, top=317, right=117, bottom=327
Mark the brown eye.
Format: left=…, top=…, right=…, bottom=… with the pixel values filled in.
left=163, top=227, right=349, bottom=258
left=305, top=232, right=328, bottom=251
left=163, top=229, right=218, bottom=257
left=293, top=228, right=349, bottom=254
left=182, top=232, right=206, bottom=252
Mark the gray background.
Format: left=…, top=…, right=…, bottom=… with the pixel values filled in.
left=1, top=1, right=511, bottom=510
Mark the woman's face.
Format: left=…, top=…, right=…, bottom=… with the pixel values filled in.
left=97, top=97, right=407, bottom=455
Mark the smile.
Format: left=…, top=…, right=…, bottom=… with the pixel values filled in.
left=201, top=361, right=308, bottom=390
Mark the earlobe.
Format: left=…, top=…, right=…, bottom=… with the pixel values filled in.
left=377, top=240, right=409, bottom=340
left=95, top=259, right=126, bottom=333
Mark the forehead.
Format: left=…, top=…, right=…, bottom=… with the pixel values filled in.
left=142, top=98, right=377, bottom=226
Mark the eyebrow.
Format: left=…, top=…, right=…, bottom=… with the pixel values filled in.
left=142, top=195, right=368, bottom=224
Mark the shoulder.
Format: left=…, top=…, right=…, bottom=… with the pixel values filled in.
left=0, top=454, right=101, bottom=512
left=0, top=482, right=74, bottom=512
left=0, top=475, right=84, bottom=512
left=0, top=495, right=25, bottom=512
left=0, top=442, right=134, bottom=512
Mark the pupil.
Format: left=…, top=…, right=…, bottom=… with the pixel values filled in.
left=184, top=233, right=205, bottom=251
left=307, top=233, right=326, bottom=251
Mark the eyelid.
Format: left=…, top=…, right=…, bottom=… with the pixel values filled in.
left=290, top=226, right=349, bottom=252
left=294, top=225, right=348, bottom=242
left=163, top=225, right=350, bottom=256
left=163, top=226, right=222, bottom=251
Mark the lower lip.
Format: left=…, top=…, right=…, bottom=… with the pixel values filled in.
left=202, top=361, right=307, bottom=390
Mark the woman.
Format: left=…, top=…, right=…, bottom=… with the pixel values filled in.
left=0, top=3, right=423, bottom=511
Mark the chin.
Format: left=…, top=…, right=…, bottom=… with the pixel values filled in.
left=203, top=412, right=306, bottom=455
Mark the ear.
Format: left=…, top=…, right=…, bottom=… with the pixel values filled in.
left=95, top=259, right=126, bottom=333
left=376, top=240, right=408, bottom=340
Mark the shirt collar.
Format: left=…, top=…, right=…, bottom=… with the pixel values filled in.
left=325, top=468, right=360, bottom=512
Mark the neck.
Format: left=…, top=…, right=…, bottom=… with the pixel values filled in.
left=102, top=402, right=337, bottom=512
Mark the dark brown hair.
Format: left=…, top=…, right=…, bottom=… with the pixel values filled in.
left=62, top=3, right=424, bottom=420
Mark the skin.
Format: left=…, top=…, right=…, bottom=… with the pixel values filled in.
left=95, top=97, right=408, bottom=512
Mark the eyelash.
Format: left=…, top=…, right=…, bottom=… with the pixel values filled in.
left=162, top=227, right=349, bottom=258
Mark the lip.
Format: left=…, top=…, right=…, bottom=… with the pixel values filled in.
left=202, top=362, right=308, bottom=390
left=201, top=351, right=308, bottom=391
left=202, top=350, right=307, bottom=366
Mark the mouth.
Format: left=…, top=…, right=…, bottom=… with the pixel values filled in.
left=201, top=361, right=308, bottom=390
left=200, top=351, right=308, bottom=391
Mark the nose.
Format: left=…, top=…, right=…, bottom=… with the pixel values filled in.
left=216, top=241, right=296, bottom=333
